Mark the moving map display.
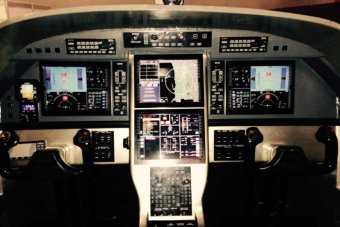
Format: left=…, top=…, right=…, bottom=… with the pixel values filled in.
left=135, top=55, right=203, bottom=107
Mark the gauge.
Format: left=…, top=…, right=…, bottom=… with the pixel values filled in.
left=257, top=93, right=279, bottom=109
left=54, top=94, right=78, bottom=110
left=163, top=0, right=183, bottom=5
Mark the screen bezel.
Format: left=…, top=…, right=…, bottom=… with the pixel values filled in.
left=134, top=54, right=204, bottom=108
left=134, top=109, right=206, bottom=164
left=226, top=60, right=295, bottom=114
left=40, top=61, right=111, bottom=116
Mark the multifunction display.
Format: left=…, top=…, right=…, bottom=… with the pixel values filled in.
left=135, top=111, right=204, bottom=162
left=227, top=61, right=294, bottom=114
left=41, top=62, right=111, bottom=115
left=135, top=55, right=203, bottom=107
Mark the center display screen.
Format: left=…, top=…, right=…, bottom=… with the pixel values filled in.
left=41, top=62, right=111, bottom=115
left=135, top=110, right=205, bottom=163
left=134, top=55, right=203, bottom=107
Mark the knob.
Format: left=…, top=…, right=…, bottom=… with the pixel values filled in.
left=123, top=137, right=129, bottom=149
left=183, top=179, right=191, bottom=184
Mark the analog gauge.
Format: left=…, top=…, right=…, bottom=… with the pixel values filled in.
left=163, top=0, right=183, bottom=5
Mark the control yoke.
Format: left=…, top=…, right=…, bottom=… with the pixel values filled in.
left=73, top=129, right=94, bottom=173
left=0, top=130, right=90, bottom=179
left=0, top=130, right=20, bottom=178
left=247, top=126, right=338, bottom=176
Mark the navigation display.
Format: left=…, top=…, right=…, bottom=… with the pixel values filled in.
left=41, top=62, right=111, bottom=115
left=135, top=55, right=203, bottom=107
left=226, top=61, right=294, bottom=114
left=135, top=110, right=205, bottom=162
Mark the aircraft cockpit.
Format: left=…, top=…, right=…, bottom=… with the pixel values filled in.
left=0, top=3, right=339, bottom=227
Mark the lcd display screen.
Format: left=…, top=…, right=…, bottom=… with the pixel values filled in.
left=226, top=61, right=294, bottom=114
left=135, top=110, right=205, bottom=162
left=41, top=62, right=111, bottom=115
left=250, top=66, right=290, bottom=93
left=44, top=66, right=87, bottom=93
left=135, top=55, right=203, bottom=107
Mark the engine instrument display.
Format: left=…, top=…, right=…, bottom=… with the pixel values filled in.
left=41, top=62, right=111, bottom=115
left=226, top=61, right=294, bottom=114
left=135, top=110, right=205, bottom=163
left=135, top=55, right=203, bottom=107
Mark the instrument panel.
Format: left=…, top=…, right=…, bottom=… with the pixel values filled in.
left=1, top=25, right=335, bottom=124
left=0, top=5, right=339, bottom=227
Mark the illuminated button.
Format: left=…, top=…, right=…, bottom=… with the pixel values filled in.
left=265, top=94, right=271, bottom=100
left=62, top=96, right=69, bottom=101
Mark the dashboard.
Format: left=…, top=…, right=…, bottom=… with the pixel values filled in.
left=0, top=5, right=339, bottom=227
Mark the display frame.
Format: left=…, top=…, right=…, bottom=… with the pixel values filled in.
left=40, top=61, right=112, bottom=116
left=134, top=54, right=204, bottom=108
left=226, top=60, right=295, bottom=114
left=134, top=109, right=206, bottom=164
